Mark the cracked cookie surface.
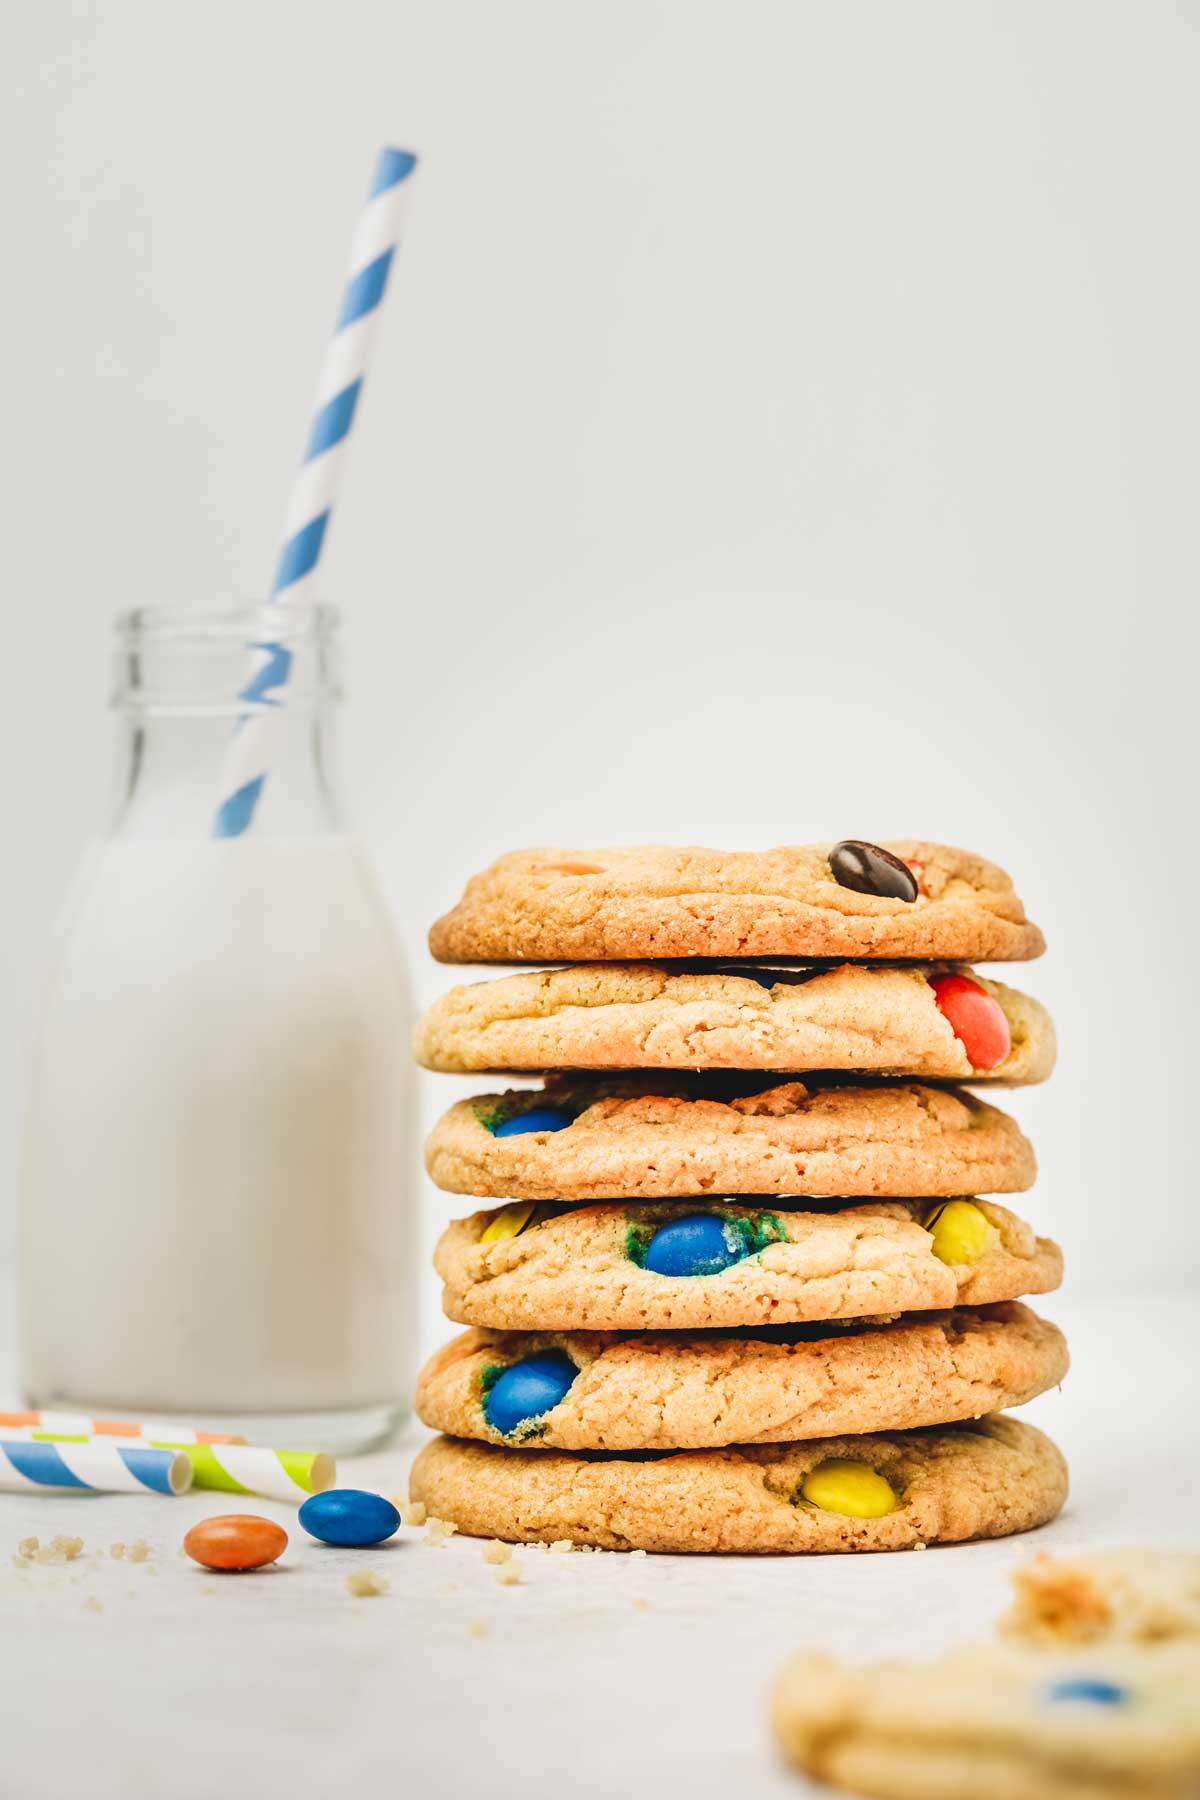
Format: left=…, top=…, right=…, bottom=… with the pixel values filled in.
left=435, top=1196, right=1062, bottom=1331
left=416, top=961, right=1055, bottom=1080
left=408, top=1415, right=1067, bottom=1551
left=429, top=842, right=1045, bottom=964
left=415, top=1303, right=1068, bottom=1449
left=426, top=1077, right=1036, bottom=1202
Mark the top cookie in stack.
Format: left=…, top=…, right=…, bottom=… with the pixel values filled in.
left=411, top=841, right=1065, bottom=1553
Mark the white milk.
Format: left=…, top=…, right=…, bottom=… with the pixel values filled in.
left=21, top=836, right=415, bottom=1420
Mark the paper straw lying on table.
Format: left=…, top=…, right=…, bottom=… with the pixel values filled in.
left=0, top=1440, right=192, bottom=1496
left=5, top=1436, right=337, bottom=1503
left=172, top=1445, right=335, bottom=1501
left=0, top=1411, right=244, bottom=1444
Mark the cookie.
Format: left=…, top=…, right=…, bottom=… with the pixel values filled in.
left=1002, top=1552, right=1200, bottom=1649
left=435, top=1196, right=1062, bottom=1331
left=408, top=1415, right=1068, bottom=1552
left=415, top=961, right=1056, bottom=1081
left=414, top=1303, right=1068, bottom=1450
left=773, top=1643, right=1200, bottom=1799
left=425, top=1078, right=1036, bottom=1203
left=428, top=842, right=1045, bottom=964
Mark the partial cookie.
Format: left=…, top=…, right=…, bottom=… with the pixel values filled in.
left=426, top=1078, right=1036, bottom=1203
left=408, top=1416, right=1068, bottom=1552
left=1002, top=1552, right=1200, bottom=1649
left=416, top=962, right=1056, bottom=1081
left=773, top=1642, right=1200, bottom=1799
left=435, top=1196, right=1062, bottom=1331
left=429, top=842, right=1045, bottom=964
left=415, top=1303, right=1069, bottom=1450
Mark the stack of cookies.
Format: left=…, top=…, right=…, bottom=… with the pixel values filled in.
left=410, top=840, right=1068, bottom=1554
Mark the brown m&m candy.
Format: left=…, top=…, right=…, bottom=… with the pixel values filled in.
left=830, top=840, right=919, bottom=903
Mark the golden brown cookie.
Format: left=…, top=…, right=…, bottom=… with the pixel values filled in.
left=414, top=1303, right=1068, bottom=1449
left=425, top=1077, right=1036, bottom=1203
left=773, top=1642, right=1200, bottom=1799
left=435, top=1197, right=1063, bottom=1331
left=408, top=1416, right=1068, bottom=1552
left=429, top=842, right=1045, bottom=964
left=415, top=961, right=1055, bottom=1080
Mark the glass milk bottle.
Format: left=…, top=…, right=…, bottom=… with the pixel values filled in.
left=21, top=605, right=415, bottom=1451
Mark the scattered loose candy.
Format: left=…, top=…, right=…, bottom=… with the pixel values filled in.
left=644, top=1214, right=746, bottom=1278
left=298, top=1489, right=401, bottom=1548
left=829, top=840, right=919, bottom=903
left=930, top=973, right=1012, bottom=1070
left=484, top=1352, right=577, bottom=1436
left=183, top=1513, right=287, bottom=1571
left=924, top=1199, right=994, bottom=1266
left=800, top=1460, right=901, bottom=1519
left=493, top=1107, right=574, bottom=1138
left=1046, top=1678, right=1128, bottom=1707
left=480, top=1203, right=536, bottom=1244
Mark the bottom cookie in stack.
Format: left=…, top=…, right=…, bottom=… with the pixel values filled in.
left=411, top=1192, right=1069, bottom=1551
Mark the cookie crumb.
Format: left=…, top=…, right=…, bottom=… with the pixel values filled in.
left=345, top=1569, right=389, bottom=1598
left=913, top=1541, right=927, bottom=1552
left=481, top=1540, right=512, bottom=1566
left=548, top=1539, right=574, bottom=1555
left=494, top=1561, right=521, bottom=1587
left=397, top=1500, right=427, bottom=1527
left=17, top=1536, right=38, bottom=1560
left=127, top=1540, right=151, bottom=1564
left=629, top=1548, right=648, bottom=1559
left=468, top=1617, right=490, bottom=1638
left=633, top=1597, right=651, bottom=1611
left=83, top=1595, right=103, bottom=1614
left=10, top=1555, right=29, bottom=1570
left=109, top=1543, right=126, bottom=1560
left=35, top=1546, right=68, bottom=1566
left=424, top=1516, right=458, bottom=1546
left=51, top=1535, right=85, bottom=1562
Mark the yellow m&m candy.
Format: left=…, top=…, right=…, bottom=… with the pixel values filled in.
left=800, top=1459, right=900, bottom=1519
left=924, top=1199, right=994, bottom=1266
left=481, top=1203, right=536, bottom=1244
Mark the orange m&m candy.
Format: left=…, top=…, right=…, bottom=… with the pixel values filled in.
left=183, top=1513, right=288, bottom=1571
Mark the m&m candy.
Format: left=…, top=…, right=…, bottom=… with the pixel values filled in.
left=643, top=1215, right=747, bottom=1278
left=829, top=841, right=918, bottom=903
left=930, top=973, right=1012, bottom=1070
left=1046, top=1677, right=1128, bottom=1707
left=484, top=1351, right=577, bottom=1436
left=298, top=1489, right=401, bottom=1548
left=183, top=1514, right=288, bottom=1571
left=492, top=1107, right=574, bottom=1138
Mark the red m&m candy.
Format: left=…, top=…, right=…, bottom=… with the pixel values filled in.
left=930, top=974, right=1011, bottom=1071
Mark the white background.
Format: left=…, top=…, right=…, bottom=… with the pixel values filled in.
left=3, top=0, right=1199, bottom=1328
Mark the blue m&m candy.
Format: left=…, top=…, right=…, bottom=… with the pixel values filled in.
left=484, top=1351, right=577, bottom=1436
left=493, top=1107, right=574, bottom=1137
left=644, top=1214, right=747, bottom=1277
left=1045, top=1677, right=1128, bottom=1707
left=298, top=1489, right=401, bottom=1548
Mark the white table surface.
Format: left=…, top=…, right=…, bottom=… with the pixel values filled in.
left=2, top=1291, right=1196, bottom=1800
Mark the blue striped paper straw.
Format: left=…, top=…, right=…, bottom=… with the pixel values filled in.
left=214, top=145, right=419, bottom=837
left=0, top=1440, right=192, bottom=1496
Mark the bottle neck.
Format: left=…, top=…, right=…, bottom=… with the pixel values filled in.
left=109, top=605, right=345, bottom=840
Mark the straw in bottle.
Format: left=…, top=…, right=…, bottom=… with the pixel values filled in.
left=213, top=145, right=419, bottom=837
